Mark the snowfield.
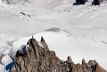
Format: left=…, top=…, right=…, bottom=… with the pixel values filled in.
left=0, top=0, right=107, bottom=71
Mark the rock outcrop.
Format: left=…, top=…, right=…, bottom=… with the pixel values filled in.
left=11, top=36, right=107, bottom=72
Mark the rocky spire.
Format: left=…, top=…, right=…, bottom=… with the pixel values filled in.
left=11, top=37, right=107, bottom=72
left=82, top=58, right=86, bottom=64
left=40, top=36, right=48, bottom=49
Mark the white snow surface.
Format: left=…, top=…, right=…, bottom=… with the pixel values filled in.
left=1, top=55, right=13, bottom=65
left=0, top=0, right=107, bottom=71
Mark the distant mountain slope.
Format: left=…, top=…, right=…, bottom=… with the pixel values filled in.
left=0, top=0, right=73, bottom=8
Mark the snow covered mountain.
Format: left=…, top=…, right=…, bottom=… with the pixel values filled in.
left=0, top=0, right=107, bottom=71
left=0, top=0, right=73, bottom=8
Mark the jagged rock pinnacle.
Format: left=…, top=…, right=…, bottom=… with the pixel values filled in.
left=11, top=37, right=107, bottom=72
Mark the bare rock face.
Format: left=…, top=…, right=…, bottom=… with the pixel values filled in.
left=12, top=37, right=107, bottom=72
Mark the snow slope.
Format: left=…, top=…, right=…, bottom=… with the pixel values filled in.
left=0, top=0, right=107, bottom=71
left=0, top=0, right=74, bottom=8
